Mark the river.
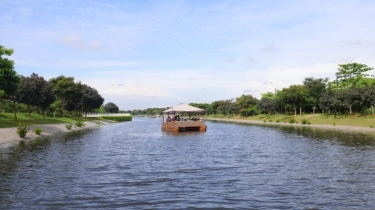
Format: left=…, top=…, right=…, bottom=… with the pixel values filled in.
left=1, top=117, right=375, bottom=209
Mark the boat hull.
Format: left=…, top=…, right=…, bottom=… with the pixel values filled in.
left=161, top=121, right=207, bottom=132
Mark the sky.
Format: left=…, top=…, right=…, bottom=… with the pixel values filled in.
left=1, top=0, right=375, bottom=110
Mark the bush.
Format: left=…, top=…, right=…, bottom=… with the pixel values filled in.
left=96, top=121, right=101, bottom=126
left=17, top=125, right=29, bottom=138
left=33, top=127, right=42, bottom=135
left=333, top=122, right=336, bottom=126
left=66, top=123, right=72, bottom=130
left=370, top=125, right=374, bottom=128
left=268, top=119, right=273, bottom=122
left=276, top=119, right=280, bottom=123
left=301, top=119, right=311, bottom=125
left=263, top=120, right=266, bottom=123
left=75, top=121, right=85, bottom=128
left=288, top=118, right=296, bottom=124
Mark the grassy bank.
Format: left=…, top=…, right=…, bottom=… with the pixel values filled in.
left=0, top=113, right=133, bottom=128
left=0, top=113, right=94, bottom=128
left=207, top=113, right=375, bottom=128
left=98, top=115, right=132, bottom=122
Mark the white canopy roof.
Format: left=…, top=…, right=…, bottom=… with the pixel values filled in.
left=163, top=104, right=204, bottom=113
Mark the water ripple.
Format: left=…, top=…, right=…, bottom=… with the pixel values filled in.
left=1, top=118, right=375, bottom=209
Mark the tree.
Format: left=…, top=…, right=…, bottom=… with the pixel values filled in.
left=257, top=97, right=278, bottom=116
left=189, top=103, right=210, bottom=114
left=49, top=76, right=76, bottom=117
left=0, top=46, right=19, bottom=96
left=281, top=85, right=308, bottom=117
left=303, top=77, right=329, bottom=115
left=0, top=45, right=20, bottom=120
left=210, top=100, right=222, bottom=115
left=235, top=94, right=259, bottom=116
left=335, top=63, right=374, bottom=89
left=319, top=90, right=340, bottom=118
left=334, top=63, right=374, bottom=114
left=0, top=90, right=6, bottom=112
left=50, top=100, right=61, bottom=118
left=39, top=82, right=55, bottom=119
left=104, top=102, right=119, bottom=113
left=97, top=106, right=106, bottom=113
left=214, top=99, right=235, bottom=115
left=81, top=85, right=104, bottom=116
left=261, top=92, right=276, bottom=99
left=65, top=82, right=84, bottom=116
left=363, top=86, right=375, bottom=116
left=346, top=87, right=374, bottom=117
left=18, top=73, right=54, bottom=119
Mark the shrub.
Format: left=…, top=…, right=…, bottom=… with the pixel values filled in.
left=268, top=119, right=273, bottom=122
left=370, top=125, right=374, bottom=128
left=66, top=123, right=72, bottom=130
left=276, top=119, right=280, bottom=123
left=302, top=119, right=311, bottom=125
left=263, top=120, right=266, bottom=123
left=17, top=125, right=29, bottom=138
left=33, top=127, right=42, bottom=135
left=75, top=121, right=85, bottom=128
left=96, top=121, right=101, bottom=126
left=288, top=118, right=296, bottom=124
left=333, top=122, right=336, bottom=126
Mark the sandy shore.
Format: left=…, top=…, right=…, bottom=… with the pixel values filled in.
left=207, top=118, right=375, bottom=133
left=0, top=120, right=114, bottom=146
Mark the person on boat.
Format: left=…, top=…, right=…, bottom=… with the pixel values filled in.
left=167, top=116, right=171, bottom=122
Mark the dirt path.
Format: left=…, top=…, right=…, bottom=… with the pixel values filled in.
left=0, top=121, right=113, bottom=146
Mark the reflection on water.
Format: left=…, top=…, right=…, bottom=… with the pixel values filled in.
left=278, top=125, right=375, bottom=148
left=162, top=130, right=206, bottom=137
left=1, top=118, right=375, bottom=209
left=210, top=120, right=375, bottom=148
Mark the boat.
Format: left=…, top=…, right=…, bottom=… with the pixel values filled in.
left=161, top=104, right=207, bottom=132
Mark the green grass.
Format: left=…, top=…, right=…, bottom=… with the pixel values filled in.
left=98, top=115, right=132, bottom=122
left=0, top=113, right=90, bottom=128
left=207, top=113, right=375, bottom=128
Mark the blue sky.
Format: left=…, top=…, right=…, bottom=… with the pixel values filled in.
left=1, top=0, right=375, bottom=110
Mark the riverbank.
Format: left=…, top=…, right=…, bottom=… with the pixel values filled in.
left=0, top=120, right=114, bottom=146
left=207, top=118, right=375, bottom=133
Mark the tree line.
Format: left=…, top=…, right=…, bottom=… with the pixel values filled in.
left=191, top=63, right=375, bottom=118
left=125, top=108, right=166, bottom=116
left=133, top=62, right=375, bottom=118
left=0, top=45, right=119, bottom=120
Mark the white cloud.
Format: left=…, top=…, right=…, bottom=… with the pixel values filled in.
left=261, top=44, right=280, bottom=53
left=57, top=34, right=101, bottom=50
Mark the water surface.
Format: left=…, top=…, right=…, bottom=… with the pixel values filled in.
left=1, top=118, right=375, bottom=209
